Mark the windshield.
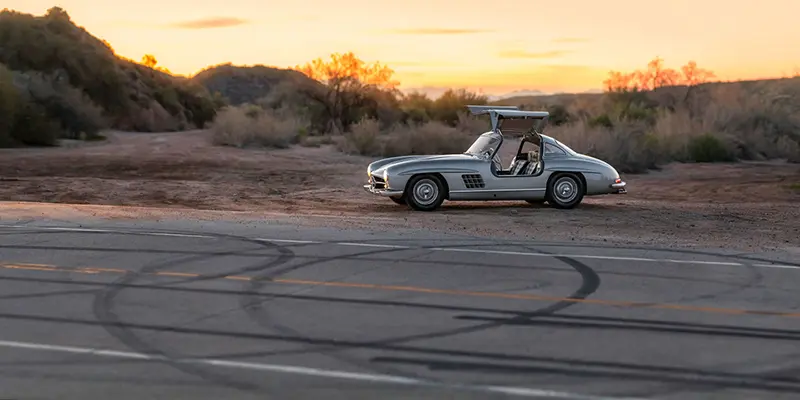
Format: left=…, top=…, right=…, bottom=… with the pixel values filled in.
left=464, top=132, right=502, bottom=156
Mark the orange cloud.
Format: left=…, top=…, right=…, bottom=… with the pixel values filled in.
left=552, top=37, right=589, bottom=44
left=168, top=17, right=248, bottom=29
left=498, top=50, right=570, bottom=59
left=385, top=28, right=493, bottom=35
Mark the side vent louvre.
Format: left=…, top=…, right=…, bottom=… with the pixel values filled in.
left=461, top=174, right=485, bottom=189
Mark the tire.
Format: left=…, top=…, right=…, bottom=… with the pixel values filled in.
left=405, top=174, right=446, bottom=211
left=546, top=173, right=584, bottom=209
left=390, top=196, right=406, bottom=205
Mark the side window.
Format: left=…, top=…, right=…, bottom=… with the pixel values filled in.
left=544, top=143, right=566, bottom=156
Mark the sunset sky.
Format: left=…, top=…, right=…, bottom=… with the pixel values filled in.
left=7, top=0, right=800, bottom=96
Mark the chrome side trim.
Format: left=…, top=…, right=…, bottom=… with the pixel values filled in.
left=449, top=188, right=546, bottom=194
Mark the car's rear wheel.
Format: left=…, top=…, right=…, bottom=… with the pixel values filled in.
left=406, top=174, right=445, bottom=211
left=546, top=173, right=584, bottom=209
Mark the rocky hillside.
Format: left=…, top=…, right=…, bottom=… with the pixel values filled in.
left=0, top=7, right=218, bottom=147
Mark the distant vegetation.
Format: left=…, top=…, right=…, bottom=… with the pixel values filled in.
left=208, top=52, right=800, bottom=172
left=3, top=7, right=799, bottom=173
left=0, top=7, right=217, bottom=146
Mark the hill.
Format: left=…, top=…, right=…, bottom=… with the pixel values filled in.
left=191, top=63, right=320, bottom=106
left=0, top=7, right=217, bottom=147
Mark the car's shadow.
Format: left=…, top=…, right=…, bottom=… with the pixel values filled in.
left=371, top=200, right=619, bottom=214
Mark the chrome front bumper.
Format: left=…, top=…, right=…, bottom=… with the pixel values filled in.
left=610, top=181, right=627, bottom=194
left=363, top=184, right=403, bottom=197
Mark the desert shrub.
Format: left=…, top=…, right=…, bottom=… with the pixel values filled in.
left=0, top=64, right=19, bottom=146
left=299, top=135, right=334, bottom=148
left=546, top=104, right=573, bottom=126
left=1, top=63, right=101, bottom=147
left=337, top=118, right=382, bottom=156
left=454, top=111, right=488, bottom=135
left=776, top=136, right=800, bottom=163
left=588, top=114, right=613, bottom=129
left=383, top=121, right=473, bottom=156
left=14, top=69, right=108, bottom=139
left=428, top=89, right=489, bottom=126
left=687, top=133, right=735, bottom=163
left=209, top=105, right=309, bottom=149
left=551, top=119, right=661, bottom=173
left=338, top=119, right=474, bottom=157
left=9, top=100, right=61, bottom=146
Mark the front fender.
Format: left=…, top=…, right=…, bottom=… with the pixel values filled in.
left=397, top=167, right=481, bottom=176
left=367, top=156, right=425, bottom=174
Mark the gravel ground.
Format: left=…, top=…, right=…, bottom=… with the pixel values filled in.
left=1, top=130, right=798, bottom=252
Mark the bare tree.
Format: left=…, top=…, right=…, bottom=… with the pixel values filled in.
left=295, top=52, right=398, bottom=133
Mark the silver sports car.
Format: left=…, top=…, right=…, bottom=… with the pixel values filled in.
left=363, top=105, right=627, bottom=211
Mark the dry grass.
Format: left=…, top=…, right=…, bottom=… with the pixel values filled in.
left=337, top=116, right=479, bottom=157
left=545, top=80, right=800, bottom=173
left=209, top=105, right=310, bottom=149
left=202, top=74, right=800, bottom=175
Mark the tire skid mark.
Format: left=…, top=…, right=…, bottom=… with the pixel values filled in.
left=2, top=225, right=799, bottom=395
left=9, top=273, right=800, bottom=341
left=2, top=223, right=798, bottom=269
left=239, top=243, right=600, bottom=379
left=1, top=243, right=770, bottom=289
left=90, top=232, right=297, bottom=392
left=3, top=311, right=800, bottom=393
left=514, top=243, right=767, bottom=318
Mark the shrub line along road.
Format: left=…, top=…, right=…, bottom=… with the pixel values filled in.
left=0, top=217, right=799, bottom=399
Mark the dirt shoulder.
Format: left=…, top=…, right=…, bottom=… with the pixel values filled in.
left=1, top=130, right=798, bottom=252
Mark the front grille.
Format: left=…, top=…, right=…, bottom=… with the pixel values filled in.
left=369, top=175, right=386, bottom=189
left=461, top=174, right=485, bottom=189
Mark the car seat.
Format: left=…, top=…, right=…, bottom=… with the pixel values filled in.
left=523, top=150, right=540, bottom=175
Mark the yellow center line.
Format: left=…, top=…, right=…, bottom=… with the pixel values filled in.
left=4, top=264, right=62, bottom=272
left=154, top=272, right=201, bottom=277
left=80, top=267, right=129, bottom=273
left=1, top=262, right=798, bottom=318
left=225, top=276, right=252, bottom=281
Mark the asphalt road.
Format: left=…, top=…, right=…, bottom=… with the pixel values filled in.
left=0, top=217, right=799, bottom=400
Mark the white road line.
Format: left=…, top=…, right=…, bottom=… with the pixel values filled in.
left=1, top=225, right=797, bottom=270
left=0, top=339, right=635, bottom=400
left=337, top=242, right=411, bottom=249
left=753, top=263, right=800, bottom=270
left=0, top=225, right=213, bottom=239
left=134, top=232, right=213, bottom=239
left=429, top=247, right=746, bottom=267
left=254, top=238, right=320, bottom=244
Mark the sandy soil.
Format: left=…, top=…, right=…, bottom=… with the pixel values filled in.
left=1, top=130, right=798, bottom=252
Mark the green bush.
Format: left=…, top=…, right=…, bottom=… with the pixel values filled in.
left=687, top=133, right=735, bottom=163
left=17, top=70, right=108, bottom=139
left=0, top=64, right=60, bottom=146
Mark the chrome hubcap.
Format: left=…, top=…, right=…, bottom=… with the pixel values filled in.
left=554, top=177, right=578, bottom=203
left=413, top=179, right=438, bottom=205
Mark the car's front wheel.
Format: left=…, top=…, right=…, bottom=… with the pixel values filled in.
left=546, top=173, right=584, bottom=209
left=405, top=174, right=445, bottom=211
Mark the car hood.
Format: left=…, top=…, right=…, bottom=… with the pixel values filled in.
left=370, top=153, right=477, bottom=174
